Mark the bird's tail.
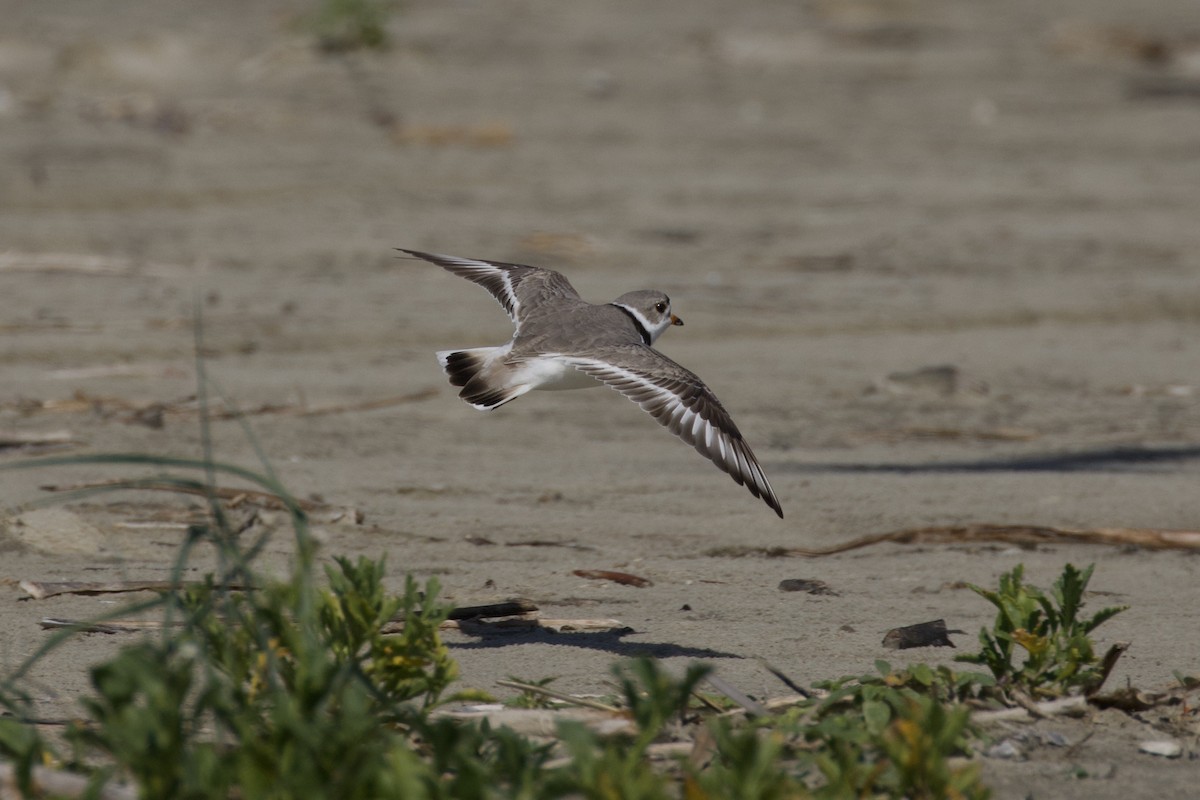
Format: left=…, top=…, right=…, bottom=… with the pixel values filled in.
left=436, top=348, right=530, bottom=410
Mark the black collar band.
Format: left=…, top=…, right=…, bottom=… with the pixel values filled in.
left=610, top=304, right=651, bottom=345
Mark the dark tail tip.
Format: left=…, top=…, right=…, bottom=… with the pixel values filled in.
left=441, top=350, right=485, bottom=388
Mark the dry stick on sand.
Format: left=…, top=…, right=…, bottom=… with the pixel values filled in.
left=41, top=598, right=625, bottom=636
left=494, top=679, right=623, bottom=713
left=39, top=479, right=331, bottom=513
left=710, top=524, right=1200, bottom=558
left=44, top=612, right=630, bottom=637
left=18, top=579, right=256, bottom=600
left=971, top=695, right=1090, bottom=724
left=0, top=430, right=79, bottom=449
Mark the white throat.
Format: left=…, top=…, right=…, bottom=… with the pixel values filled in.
left=610, top=303, right=670, bottom=345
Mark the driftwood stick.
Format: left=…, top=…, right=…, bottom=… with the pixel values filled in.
left=445, top=599, right=539, bottom=621
left=380, top=599, right=540, bottom=634
left=433, top=707, right=633, bottom=738
left=711, top=524, right=1200, bottom=558
left=705, top=674, right=768, bottom=717
left=494, top=679, right=622, bottom=713
left=39, top=478, right=328, bottom=512
left=1085, top=641, right=1130, bottom=697
left=39, top=618, right=176, bottom=634
left=20, top=579, right=254, bottom=600
left=971, top=695, right=1089, bottom=723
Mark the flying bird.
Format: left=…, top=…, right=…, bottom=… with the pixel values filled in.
left=404, top=249, right=782, bottom=517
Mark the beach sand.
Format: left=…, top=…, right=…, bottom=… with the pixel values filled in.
left=2, top=0, right=1199, bottom=794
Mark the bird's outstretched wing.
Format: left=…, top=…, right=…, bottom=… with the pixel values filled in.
left=400, top=249, right=582, bottom=333
left=555, top=345, right=783, bottom=517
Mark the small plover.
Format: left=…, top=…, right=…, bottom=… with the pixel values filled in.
left=404, top=249, right=782, bottom=517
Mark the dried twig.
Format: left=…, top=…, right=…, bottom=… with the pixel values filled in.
left=494, top=679, right=622, bottom=713
left=445, top=599, right=539, bottom=621
left=710, top=524, right=1200, bottom=558
left=45, top=612, right=630, bottom=637
left=756, top=658, right=812, bottom=699
left=705, top=674, right=768, bottom=718
left=40, top=617, right=176, bottom=634
left=39, top=478, right=329, bottom=513
left=438, top=617, right=631, bottom=635
left=1084, top=641, right=1130, bottom=697
left=20, top=579, right=254, bottom=600
left=971, top=695, right=1089, bottom=723
left=0, top=430, right=79, bottom=450
left=572, top=569, right=653, bottom=588
left=432, top=707, right=633, bottom=738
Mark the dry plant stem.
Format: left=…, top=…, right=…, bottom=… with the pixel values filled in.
left=444, top=599, right=538, bottom=620
left=1008, top=690, right=1047, bottom=719
left=434, top=707, right=634, bottom=739
left=971, top=695, right=1089, bottom=724
left=705, top=674, right=768, bottom=717
left=571, top=569, right=653, bottom=588
left=39, top=617, right=177, bottom=634
left=39, top=478, right=332, bottom=512
left=19, top=579, right=255, bottom=600
left=494, top=679, right=623, bottom=713
left=0, top=431, right=78, bottom=447
left=428, top=617, right=629, bottom=635
left=690, top=691, right=726, bottom=713
left=46, top=612, right=624, bottom=636
left=776, top=524, right=1200, bottom=557
left=756, top=658, right=812, bottom=699
left=1085, top=641, right=1130, bottom=696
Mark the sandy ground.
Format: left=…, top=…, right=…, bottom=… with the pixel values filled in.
left=2, top=0, right=1200, bottom=795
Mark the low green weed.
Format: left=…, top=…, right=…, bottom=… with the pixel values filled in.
left=792, top=661, right=990, bottom=799
left=0, top=442, right=1133, bottom=800
left=308, top=0, right=397, bottom=51
left=955, top=563, right=1127, bottom=697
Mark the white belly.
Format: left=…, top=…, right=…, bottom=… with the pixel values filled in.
left=519, top=356, right=600, bottom=391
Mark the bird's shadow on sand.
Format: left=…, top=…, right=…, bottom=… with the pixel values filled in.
left=447, top=628, right=743, bottom=660
left=778, top=444, right=1200, bottom=475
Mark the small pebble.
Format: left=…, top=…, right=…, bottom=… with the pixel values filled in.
left=1042, top=731, right=1070, bottom=747
left=1138, top=740, right=1183, bottom=758
left=986, top=739, right=1023, bottom=760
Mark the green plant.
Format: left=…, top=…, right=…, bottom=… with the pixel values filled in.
left=615, top=658, right=711, bottom=750
left=545, top=659, right=710, bottom=800
left=876, top=696, right=987, bottom=800
left=308, top=0, right=398, bottom=51
left=955, top=563, right=1127, bottom=697
left=797, top=661, right=990, bottom=799
left=506, top=675, right=561, bottom=709
left=685, top=721, right=804, bottom=800
left=63, top=549, right=458, bottom=798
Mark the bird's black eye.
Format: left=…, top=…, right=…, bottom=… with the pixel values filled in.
left=655, top=302, right=667, bottom=313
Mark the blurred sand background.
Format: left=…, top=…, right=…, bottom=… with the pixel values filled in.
left=2, top=0, right=1199, bottom=795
